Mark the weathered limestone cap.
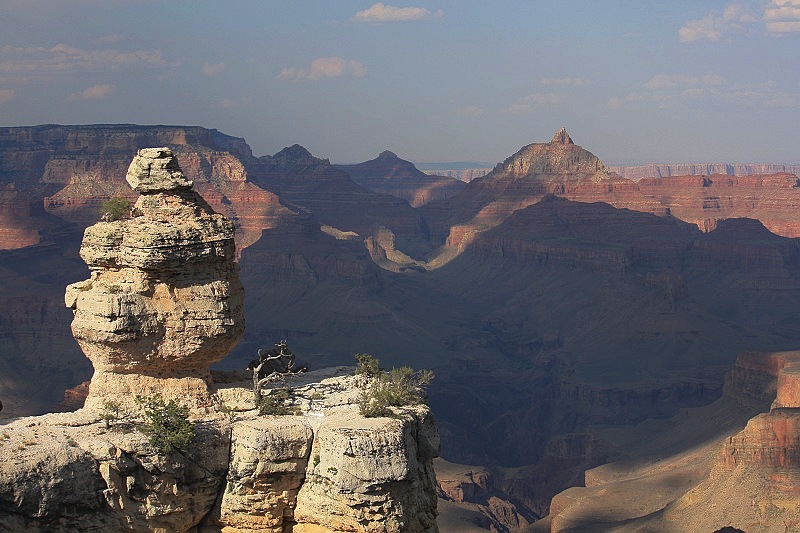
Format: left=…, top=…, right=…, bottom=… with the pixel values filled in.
left=126, top=147, right=193, bottom=193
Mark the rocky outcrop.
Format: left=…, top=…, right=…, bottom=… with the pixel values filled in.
left=64, top=147, right=245, bottom=411
left=336, top=151, right=466, bottom=207
left=0, top=370, right=440, bottom=533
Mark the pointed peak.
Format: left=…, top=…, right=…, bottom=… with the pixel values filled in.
left=551, top=127, right=573, bottom=145
left=378, top=150, right=398, bottom=159
left=271, top=144, right=323, bottom=166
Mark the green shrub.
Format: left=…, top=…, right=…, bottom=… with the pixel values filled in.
left=258, top=388, right=300, bottom=416
left=135, top=394, right=194, bottom=454
left=358, top=366, right=434, bottom=418
left=354, top=353, right=381, bottom=378
left=100, top=197, right=131, bottom=222
left=100, top=400, right=122, bottom=429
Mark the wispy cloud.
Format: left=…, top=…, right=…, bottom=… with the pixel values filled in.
left=539, top=77, right=587, bottom=87
left=0, top=89, right=14, bottom=104
left=69, top=83, right=117, bottom=102
left=633, top=74, right=798, bottom=109
left=219, top=96, right=251, bottom=109
left=202, top=62, right=225, bottom=76
left=507, top=92, right=567, bottom=113
left=68, top=83, right=115, bottom=101
left=764, top=0, right=800, bottom=33
left=0, top=44, right=166, bottom=75
left=679, top=3, right=757, bottom=42
left=352, top=3, right=442, bottom=23
left=277, top=57, right=365, bottom=81
left=644, top=73, right=725, bottom=90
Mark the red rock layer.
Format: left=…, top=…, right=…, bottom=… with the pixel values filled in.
left=638, top=173, right=800, bottom=237
left=0, top=185, right=40, bottom=249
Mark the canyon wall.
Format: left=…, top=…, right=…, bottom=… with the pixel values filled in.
left=609, top=162, right=800, bottom=181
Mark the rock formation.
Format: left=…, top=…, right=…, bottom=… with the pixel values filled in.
left=65, top=147, right=245, bottom=411
left=1, top=147, right=440, bottom=531
left=0, top=368, right=441, bottom=533
left=539, top=350, right=800, bottom=532
left=608, top=162, right=800, bottom=181
left=335, top=151, right=466, bottom=207
left=637, top=173, right=800, bottom=237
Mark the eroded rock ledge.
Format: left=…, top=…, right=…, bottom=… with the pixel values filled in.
left=0, top=368, right=440, bottom=532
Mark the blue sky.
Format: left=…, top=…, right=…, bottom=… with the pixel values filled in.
left=1, top=1, right=799, bottom=165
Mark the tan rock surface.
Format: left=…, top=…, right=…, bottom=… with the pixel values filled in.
left=1, top=369, right=440, bottom=533
left=65, top=147, right=244, bottom=412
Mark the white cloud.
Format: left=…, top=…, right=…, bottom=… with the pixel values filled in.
left=764, top=0, right=800, bottom=33
left=0, top=88, right=14, bottom=103
left=644, top=74, right=725, bottom=90
left=68, top=83, right=115, bottom=101
left=507, top=92, right=567, bottom=113
left=202, top=62, right=225, bottom=76
left=0, top=44, right=166, bottom=75
left=277, top=57, right=366, bottom=81
left=679, top=3, right=757, bottom=42
left=539, top=77, right=587, bottom=87
left=353, top=3, right=442, bottom=23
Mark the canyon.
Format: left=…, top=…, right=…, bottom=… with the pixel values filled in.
left=0, top=149, right=439, bottom=532
left=2, top=124, right=800, bottom=530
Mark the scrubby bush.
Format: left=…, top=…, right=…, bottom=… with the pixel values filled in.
left=258, top=388, right=300, bottom=416
left=135, top=394, right=194, bottom=454
left=354, top=353, right=381, bottom=378
left=358, top=366, right=434, bottom=418
left=100, top=197, right=131, bottom=222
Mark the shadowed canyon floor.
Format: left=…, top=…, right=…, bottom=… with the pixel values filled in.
left=2, top=124, right=800, bottom=529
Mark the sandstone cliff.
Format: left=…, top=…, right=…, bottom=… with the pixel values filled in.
left=65, top=147, right=245, bottom=411
left=0, top=124, right=289, bottom=252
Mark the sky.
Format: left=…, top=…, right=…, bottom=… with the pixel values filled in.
left=0, top=1, right=799, bottom=165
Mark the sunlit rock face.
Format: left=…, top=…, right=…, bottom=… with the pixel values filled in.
left=65, top=147, right=244, bottom=411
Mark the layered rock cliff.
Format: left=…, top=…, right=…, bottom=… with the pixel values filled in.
left=539, top=350, right=800, bottom=532
left=609, top=162, right=800, bottom=181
